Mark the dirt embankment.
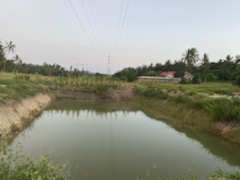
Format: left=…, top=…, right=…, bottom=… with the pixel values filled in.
left=216, top=121, right=240, bottom=144
left=0, top=94, right=51, bottom=136
left=54, top=86, right=135, bottom=101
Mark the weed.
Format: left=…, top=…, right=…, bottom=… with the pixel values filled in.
left=204, top=98, right=240, bottom=122
left=0, top=138, right=68, bottom=180
left=10, top=124, right=19, bottom=133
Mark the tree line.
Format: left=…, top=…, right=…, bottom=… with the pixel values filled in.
left=0, top=40, right=96, bottom=77
left=1, top=40, right=240, bottom=85
left=113, top=48, right=240, bottom=85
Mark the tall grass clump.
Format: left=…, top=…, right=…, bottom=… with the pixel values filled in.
left=0, top=138, right=68, bottom=180
left=208, top=169, right=240, bottom=180
left=134, top=84, right=168, bottom=99
left=50, top=76, right=123, bottom=95
left=0, top=79, right=48, bottom=102
left=204, top=98, right=240, bottom=122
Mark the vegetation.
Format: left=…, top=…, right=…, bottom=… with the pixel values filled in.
left=114, top=47, right=240, bottom=85
left=0, top=138, right=68, bottom=180
left=0, top=40, right=105, bottom=77
left=0, top=73, right=49, bottom=104
left=49, top=75, right=124, bottom=96
left=137, top=169, right=240, bottom=180
left=134, top=82, right=240, bottom=122
left=113, top=67, right=138, bottom=82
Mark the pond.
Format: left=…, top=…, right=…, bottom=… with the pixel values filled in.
left=10, top=100, right=240, bottom=179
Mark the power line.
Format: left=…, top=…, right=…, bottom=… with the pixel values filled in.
left=88, top=0, right=103, bottom=53
left=80, top=0, right=103, bottom=58
left=67, top=0, right=102, bottom=60
left=113, top=0, right=130, bottom=56
left=113, top=0, right=125, bottom=54
left=117, top=0, right=130, bottom=46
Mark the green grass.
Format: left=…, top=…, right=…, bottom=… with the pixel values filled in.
left=137, top=81, right=240, bottom=96
left=49, top=76, right=124, bottom=96
left=136, top=169, right=240, bottom=180
left=0, top=138, right=68, bottom=180
left=134, top=82, right=240, bottom=122
left=0, top=78, right=48, bottom=103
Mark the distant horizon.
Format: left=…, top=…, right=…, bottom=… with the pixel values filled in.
left=1, top=0, right=240, bottom=74
left=0, top=39, right=240, bottom=75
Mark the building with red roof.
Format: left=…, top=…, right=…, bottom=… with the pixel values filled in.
left=160, top=71, right=176, bottom=78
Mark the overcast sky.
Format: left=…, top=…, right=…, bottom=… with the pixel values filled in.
left=0, top=0, right=240, bottom=74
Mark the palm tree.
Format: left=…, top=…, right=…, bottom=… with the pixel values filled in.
left=2, top=41, right=15, bottom=71
left=0, top=42, right=5, bottom=67
left=235, top=55, right=240, bottom=64
left=226, top=55, right=233, bottom=62
left=182, top=48, right=199, bottom=73
left=201, top=53, right=210, bottom=72
left=13, top=55, right=22, bottom=71
left=13, top=55, right=21, bottom=64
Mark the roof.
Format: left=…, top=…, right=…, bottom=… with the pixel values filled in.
left=161, top=71, right=176, bottom=77
left=184, top=71, right=194, bottom=78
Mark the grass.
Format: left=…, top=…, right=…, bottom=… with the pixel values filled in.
left=0, top=138, right=68, bottom=180
left=135, top=96, right=213, bottom=131
left=136, top=169, right=240, bottom=180
left=134, top=81, right=240, bottom=122
left=0, top=78, right=48, bottom=104
left=137, top=81, right=240, bottom=96
left=49, top=76, right=125, bottom=96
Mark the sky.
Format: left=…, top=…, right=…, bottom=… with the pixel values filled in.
left=0, top=0, right=240, bottom=74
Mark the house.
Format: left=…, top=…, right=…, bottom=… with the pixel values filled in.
left=160, top=71, right=176, bottom=78
left=138, top=76, right=181, bottom=83
left=183, top=71, right=194, bottom=81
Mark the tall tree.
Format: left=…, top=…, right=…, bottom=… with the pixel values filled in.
left=200, top=53, right=210, bottom=72
left=182, top=48, right=199, bottom=73
left=13, top=55, right=22, bottom=71
left=2, top=41, right=15, bottom=71
left=0, top=41, right=5, bottom=68
left=226, top=55, right=233, bottom=62
left=235, top=55, right=240, bottom=64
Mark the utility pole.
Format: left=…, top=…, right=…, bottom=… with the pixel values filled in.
left=107, top=54, right=111, bottom=75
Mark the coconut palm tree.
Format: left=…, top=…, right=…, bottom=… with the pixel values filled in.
left=13, top=55, right=21, bottom=64
left=235, top=55, right=240, bottom=64
left=226, top=55, right=233, bottom=62
left=201, top=53, right=210, bottom=72
left=0, top=42, right=5, bottom=67
left=182, top=48, right=199, bottom=73
left=13, top=55, right=22, bottom=71
left=2, top=41, right=15, bottom=71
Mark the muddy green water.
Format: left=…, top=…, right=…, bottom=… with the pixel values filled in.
left=11, top=100, right=240, bottom=179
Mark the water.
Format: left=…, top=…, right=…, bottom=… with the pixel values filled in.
left=10, top=100, right=240, bottom=179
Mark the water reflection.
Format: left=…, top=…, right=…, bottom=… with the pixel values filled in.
left=10, top=100, right=240, bottom=180
left=50, top=109, right=132, bottom=120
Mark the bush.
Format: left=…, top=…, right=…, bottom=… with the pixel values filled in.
left=203, top=73, right=218, bottom=82
left=134, top=85, right=169, bottom=99
left=204, top=98, right=240, bottom=121
left=0, top=138, right=68, bottom=180
left=233, top=74, right=240, bottom=87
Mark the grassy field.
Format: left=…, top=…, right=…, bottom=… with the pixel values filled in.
left=136, top=81, right=240, bottom=96
left=0, top=72, right=50, bottom=104
left=134, top=81, right=240, bottom=123
left=0, top=72, right=126, bottom=103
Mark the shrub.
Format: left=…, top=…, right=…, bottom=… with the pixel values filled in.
left=0, top=138, right=68, bottom=180
left=233, top=74, right=240, bottom=87
left=95, top=84, right=109, bottom=95
left=134, top=85, right=168, bottom=99
left=204, top=98, right=240, bottom=122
